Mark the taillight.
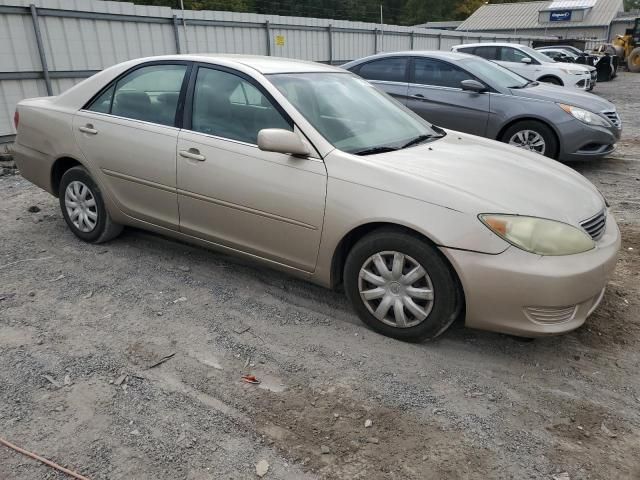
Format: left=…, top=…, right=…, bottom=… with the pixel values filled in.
left=14, top=110, right=19, bottom=129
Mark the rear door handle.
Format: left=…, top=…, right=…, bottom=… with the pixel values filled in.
left=179, top=148, right=206, bottom=162
left=79, top=124, right=98, bottom=135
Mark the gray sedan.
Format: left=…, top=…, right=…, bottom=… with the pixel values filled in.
left=342, top=52, right=621, bottom=161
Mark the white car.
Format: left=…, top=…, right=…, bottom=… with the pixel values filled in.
left=452, top=43, right=594, bottom=91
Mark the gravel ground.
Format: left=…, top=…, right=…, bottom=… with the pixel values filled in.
left=1, top=73, right=639, bottom=480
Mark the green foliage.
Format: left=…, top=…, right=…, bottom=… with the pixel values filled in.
left=114, top=0, right=545, bottom=26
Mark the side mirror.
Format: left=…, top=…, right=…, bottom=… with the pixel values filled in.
left=521, top=57, right=532, bottom=64
left=461, top=79, right=487, bottom=93
left=258, top=129, right=310, bottom=157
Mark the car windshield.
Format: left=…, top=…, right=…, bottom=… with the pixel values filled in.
left=519, top=45, right=556, bottom=64
left=269, top=72, right=443, bottom=155
left=460, top=57, right=529, bottom=89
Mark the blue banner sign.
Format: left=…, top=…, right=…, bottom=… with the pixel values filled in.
left=550, top=10, right=572, bottom=22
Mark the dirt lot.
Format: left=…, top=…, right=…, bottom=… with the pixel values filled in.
left=1, top=73, right=640, bottom=480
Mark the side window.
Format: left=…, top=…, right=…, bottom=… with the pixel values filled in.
left=87, top=84, right=115, bottom=114
left=474, top=46, right=499, bottom=60
left=412, top=58, right=474, bottom=89
left=500, top=47, right=530, bottom=63
left=191, top=67, right=291, bottom=144
left=357, top=57, right=408, bottom=83
left=101, top=64, right=188, bottom=126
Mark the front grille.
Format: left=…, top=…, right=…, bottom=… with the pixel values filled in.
left=603, top=110, right=621, bottom=129
left=524, top=305, right=577, bottom=325
left=581, top=210, right=606, bottom=241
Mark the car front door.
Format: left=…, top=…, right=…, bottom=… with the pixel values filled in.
left=176, top=65, right=327, bottom=272
left=73, top=62, right=189, bottom=230
left=350, top=56, right=409, bottom=104
left=406, top=57, right=490, bottom=136
left=496, top=47, right=542, bottom=80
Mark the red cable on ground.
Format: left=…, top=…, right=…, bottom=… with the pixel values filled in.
left=0, top=436, right=91, bottom=480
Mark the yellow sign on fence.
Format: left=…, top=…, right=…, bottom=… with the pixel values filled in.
left=275, top=35, right=285, bottom=46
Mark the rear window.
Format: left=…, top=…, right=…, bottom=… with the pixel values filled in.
left=356, top=57, right=408, bottom=83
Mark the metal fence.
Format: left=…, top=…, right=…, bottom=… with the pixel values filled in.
left=0, top=0, right=551, bottom=142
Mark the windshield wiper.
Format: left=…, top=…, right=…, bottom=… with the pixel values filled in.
left=401, top=134, right=439, bottom=149
left=510, top=81, right=538, bottom=89
left=352, top=146, right=399, bottom=156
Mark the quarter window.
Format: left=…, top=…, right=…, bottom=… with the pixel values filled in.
left=412, top=58, right=474, bottom=89
left=88, top=64, right=187, bottom=127
left=473, top=46, right=499, bottom=60
left=356, top=57, right=408, bottom=83
left=191, top=67, right=291, bottom=144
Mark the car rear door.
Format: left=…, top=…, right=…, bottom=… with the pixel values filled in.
left=175, top=64, right=327, bottom=272
left=73, top=62, right=190, bottom=230
left=350, top=56, right=409, bottom=104
left=406, top=57, right=489, bottom=136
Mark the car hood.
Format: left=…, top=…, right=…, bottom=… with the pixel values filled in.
left=510, top=82, right=615, bottom=112
left=365, top=132, right=604, bottom=225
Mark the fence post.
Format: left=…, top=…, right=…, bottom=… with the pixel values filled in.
left=328, top=24, right=333, bottom=64
left=29, top=4, right=52, bottom=96
left=374, top=28, right=378, bottom=53
left=410, top=31, right=414, bottom=50
left=265, top=21, right=272, bottom=56
left=437, top=33, right=442, bottom=50
left=172, top=15, right=182, bottom=54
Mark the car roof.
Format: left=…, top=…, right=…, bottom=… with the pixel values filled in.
left=346, top=50, right=476, bottom=63
left=132, top=54, right=345, bottom=75
left=453, top=42, right=528, bottom=49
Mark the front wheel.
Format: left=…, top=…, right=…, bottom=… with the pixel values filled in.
left=59, top=166, right=123, bottom=243
left=344, top=229, right=462, bottom=342
left=501, top=120, right=559, bottom=159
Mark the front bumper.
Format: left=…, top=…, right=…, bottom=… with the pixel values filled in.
left=442, top=212, right=620, bottom=337
left=558, top=118, right=621, bottom=162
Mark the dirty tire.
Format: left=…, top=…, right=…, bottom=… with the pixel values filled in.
left=59, top=166, right=123, bottom=243
left=501, top=120, right=559, bottom=160
left=628, top=47, right=640, bottom=73
left=344, top=229, right=461, bottom=342
left=538, top=76, right=563, bottom=86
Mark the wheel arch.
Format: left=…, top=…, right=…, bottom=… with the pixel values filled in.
left=50, top=156, right=86, bottom=197
left=536, top=75, right=564, bottom=86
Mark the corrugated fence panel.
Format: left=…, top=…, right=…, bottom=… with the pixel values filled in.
left=0, top=0, right=552, bottom=139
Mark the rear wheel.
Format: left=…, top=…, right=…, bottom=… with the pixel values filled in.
left=501, top=120, right=559, bottom=159
left=344, top=229, right=461, bottom=342
left=59, top=166, right=122, bottom=243
left=628, top=47, right=640, bottom=73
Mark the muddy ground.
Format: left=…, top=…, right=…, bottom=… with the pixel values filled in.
left=1, top=73, right=639, bottom=480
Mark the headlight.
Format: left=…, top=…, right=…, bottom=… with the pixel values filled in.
left=479, top=214, right=595, bottom=256
left=558, top=104, right=610, bottom=127
left=561, top=68, right=587, bottom=75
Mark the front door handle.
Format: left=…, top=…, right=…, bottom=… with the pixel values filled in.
left=179, top=148, right=206, bottom=162
left=79, top=124, right=98, bottom=135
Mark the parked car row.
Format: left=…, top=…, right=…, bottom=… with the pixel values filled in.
left=343, top=49, right=621, bottom=162
left=11, top=53, right=620, bottom=343
left=535, top=45, right=618, bottom=82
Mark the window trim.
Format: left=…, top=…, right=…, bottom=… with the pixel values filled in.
left=82, top=60, right=193, bottom=128
left=182, top=63, right=294, bottom=144
left=350, top=56, right=410, bottom=84
left=408, top=56, right=490, bottom=92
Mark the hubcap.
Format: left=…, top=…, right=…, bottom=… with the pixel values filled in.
left=64, top=181, right=98, bottom=233
left=508, top=130, right=546, bottom=154
left=358, top=251, right=434, bottom=328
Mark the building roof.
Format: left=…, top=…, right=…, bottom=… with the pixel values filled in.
left=457, top=0, right=625, bottom=31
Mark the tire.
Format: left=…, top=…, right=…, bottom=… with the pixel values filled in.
left=343, top=229, right=462, bottom=342
left=500, top=120, right=559, bottom=159
left=628, top=47, right=640, bottom=73
left=58, top=166, right=123, bottom=243
left=538, top=76, right=563, bottom=86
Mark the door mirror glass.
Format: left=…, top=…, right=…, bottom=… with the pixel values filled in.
left=258, top=129, right=310, bottom=156
left=521, top=57, right=532, bottom=64
left=460, top=79, right=487, bottom=93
